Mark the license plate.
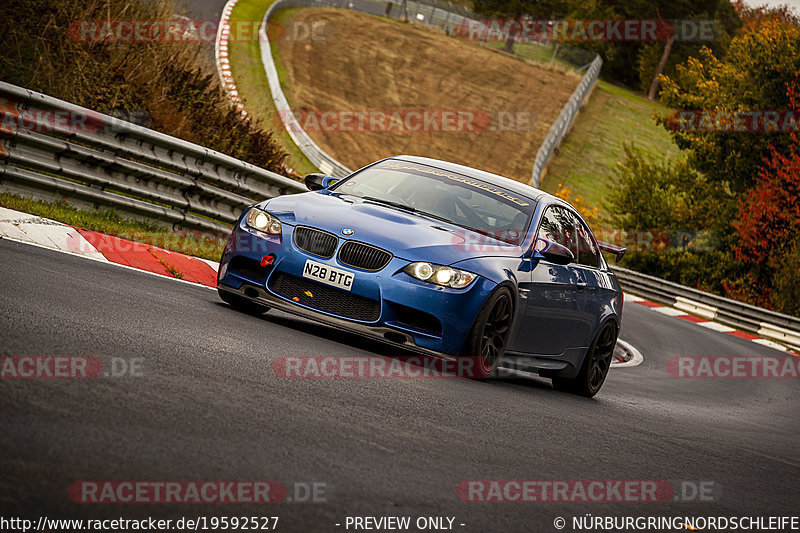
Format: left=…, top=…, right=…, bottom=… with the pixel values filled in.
left=302, top=259, right=354, bottom=291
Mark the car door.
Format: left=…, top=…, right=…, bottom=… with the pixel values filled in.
left=514, top=204, right=584, bottom=355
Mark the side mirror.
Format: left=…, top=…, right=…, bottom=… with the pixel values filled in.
left=531, top=238, right=574, bottom=265
left=304, top=173, right=339, bottom=191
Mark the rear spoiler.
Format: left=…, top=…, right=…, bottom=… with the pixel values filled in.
left=598, top=241, right=626, bottom=263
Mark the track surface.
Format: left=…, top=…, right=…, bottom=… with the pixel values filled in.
left=1, top=239, right=799, bottom=531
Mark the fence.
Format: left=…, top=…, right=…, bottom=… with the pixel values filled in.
left=0, top=82, right=305, bottom=233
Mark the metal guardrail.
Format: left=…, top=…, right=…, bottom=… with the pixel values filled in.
left=0, top=82, right=305, bottom=232
left=530, top=54, right=602, bottom=188
left=611, top=265, right=800, bottom=349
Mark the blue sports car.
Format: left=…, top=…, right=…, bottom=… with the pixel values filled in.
left=217, top=156, right=625, bottom=396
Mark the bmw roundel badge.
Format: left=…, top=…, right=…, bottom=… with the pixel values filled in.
left=341, top=228, right=354, bottom=236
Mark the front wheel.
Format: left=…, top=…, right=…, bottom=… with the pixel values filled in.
left=552, top=321, right=617, bottom=397
left=460, top=287, right=514, bottom=379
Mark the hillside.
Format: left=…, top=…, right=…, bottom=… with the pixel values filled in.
left=541, top=80, right=683, bottom=220
left=274, top=8, right=580, bottom=181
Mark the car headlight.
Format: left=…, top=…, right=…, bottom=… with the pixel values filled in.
left=245, top=207, right=282, bottom=235
left=404, top=262, right=476, bottom=289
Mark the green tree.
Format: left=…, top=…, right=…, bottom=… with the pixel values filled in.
left=608, top=144, right=738, bottom=293
left=657, top=20, right=800, bottom=193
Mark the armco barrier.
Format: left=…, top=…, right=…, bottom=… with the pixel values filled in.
left=611, top=265, right=800, bottom=349
left=0, top=82, right=305, bottom=232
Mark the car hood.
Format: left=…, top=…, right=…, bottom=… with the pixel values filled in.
left=261, top=192, right=524, bottom=265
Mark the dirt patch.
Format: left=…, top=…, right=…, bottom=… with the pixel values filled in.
left=275, top=9, right=579, bottom=182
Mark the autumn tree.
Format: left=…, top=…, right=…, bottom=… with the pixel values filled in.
left=728, top=78, right=800, bottom=314
left=658, top=20, right=800, bottom=193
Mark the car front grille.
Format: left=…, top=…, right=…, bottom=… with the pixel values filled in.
left=270, top=272, right=380, bottom=322
left=338, top=241, right=392, bottom=271
left=293, top=226, right=338, bottom=258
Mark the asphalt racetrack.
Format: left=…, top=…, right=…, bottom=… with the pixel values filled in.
left=1, top=237, right=799, bottom=532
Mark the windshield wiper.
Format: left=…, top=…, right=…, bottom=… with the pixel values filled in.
left=361, top=196, right=417, bottom=213
left=361, top=196, right=460, bottom=226
left=413, top=210, right=458, bottom=226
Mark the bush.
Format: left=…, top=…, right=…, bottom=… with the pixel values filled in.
left=0, top=0, right=288, bottom=173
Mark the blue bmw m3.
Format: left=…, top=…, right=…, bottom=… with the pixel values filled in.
left=217, top=156, right=625, bottom=396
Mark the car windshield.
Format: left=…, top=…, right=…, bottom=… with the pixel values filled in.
left=330, top=160, right=536, bottom=245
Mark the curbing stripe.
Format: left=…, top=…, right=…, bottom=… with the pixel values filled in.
left=653, top=307, right=686, bottom=317
left=0, top=208, right=218, bottom=290
left=215, top=0, right=248, bottom=118
left=676, top=314, right=708, bottom=323
left=674, top=296, right=717, bottom=321
left=637, top=300, right=664, bottom=308
left=697, top=321, right=736, bottom=333
left=625, top=289, right=799, bottom=355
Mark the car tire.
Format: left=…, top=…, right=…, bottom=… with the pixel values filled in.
left=218, top=290, right=269, bottom=316
left=460, top=287, right=514, bottom=379
left=552, top=321, right=617, bottom=397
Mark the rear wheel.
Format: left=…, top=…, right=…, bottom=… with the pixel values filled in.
left=218, top=290, right=269, bottom=316
left=460, top=287, right=514, bottom=379
left=552, top=321, right=617, bottom=397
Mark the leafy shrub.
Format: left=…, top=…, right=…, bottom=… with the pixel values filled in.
left=0, top=0, right=288, bottom=173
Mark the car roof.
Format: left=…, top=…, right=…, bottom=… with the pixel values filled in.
left=389, top=155, right=552, bottom=204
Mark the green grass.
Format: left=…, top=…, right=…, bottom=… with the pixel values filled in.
left=0, top=193, right=225, bottom=261
left=540, top=80, right=684, bottom=222
left=227, top=0, right=318, bottom=176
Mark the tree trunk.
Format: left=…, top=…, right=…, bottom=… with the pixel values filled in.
left=648, top=35, right=674, bottom=101
left=503, top=36, right=515, bottom=53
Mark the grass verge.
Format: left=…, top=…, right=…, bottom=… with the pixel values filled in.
left=227, top=0, right=318, bottom=176
left=540, top=80, right=683, bottom=222
left=0, top=193, right=226, bottom=261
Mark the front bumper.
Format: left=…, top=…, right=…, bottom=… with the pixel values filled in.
left=217, top=220, right=496, bottom=355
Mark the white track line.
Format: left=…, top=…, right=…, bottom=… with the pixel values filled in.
left=612, top=339, right=644, bottom=368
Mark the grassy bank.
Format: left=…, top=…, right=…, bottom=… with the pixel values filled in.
left=273, top=8, right=579, bottom=181
left=227, top=0, right=318, bottom=176
left=541, top=80, right=683, bottom=221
